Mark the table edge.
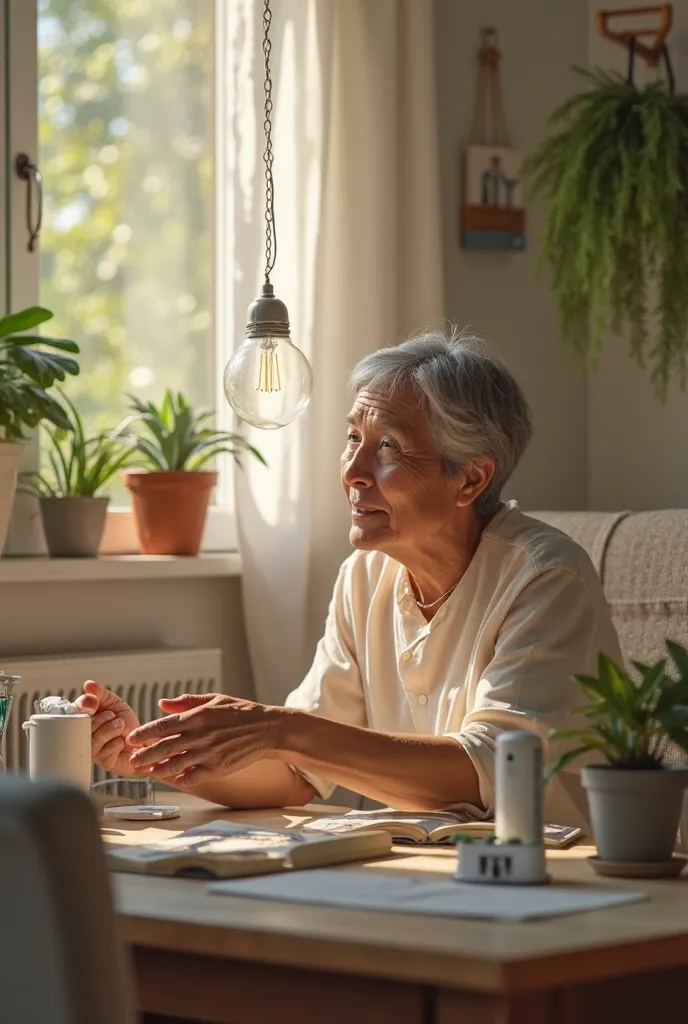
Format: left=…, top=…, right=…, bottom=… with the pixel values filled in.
left=117, top=908, right=688, bottom=994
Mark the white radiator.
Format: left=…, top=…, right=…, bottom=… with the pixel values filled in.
left=0, top=647, right=222, bottom=774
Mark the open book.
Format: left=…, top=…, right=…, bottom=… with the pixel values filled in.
left=105, top=819, right=392, bottom=879
left=302, top=809, right=582, bottom=849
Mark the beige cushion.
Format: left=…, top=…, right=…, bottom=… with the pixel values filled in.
left=530, top=509, right=688, bottom=768
left=530, top=509, right=688, bottom=666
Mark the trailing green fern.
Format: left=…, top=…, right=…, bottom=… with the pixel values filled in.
left=522, top=68, right=688, bottom=398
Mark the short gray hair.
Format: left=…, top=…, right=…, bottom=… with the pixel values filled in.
left=349, top=327, right=532, bottom=518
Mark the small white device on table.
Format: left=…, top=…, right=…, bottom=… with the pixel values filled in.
left=22, top=696, right=93, bottom=792
left=102, top=803, right=180, bottom=821
left=454, top=731, right=548, bottom=885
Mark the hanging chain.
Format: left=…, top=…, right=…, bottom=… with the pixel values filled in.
left=262, top=0, right=277, bottom=283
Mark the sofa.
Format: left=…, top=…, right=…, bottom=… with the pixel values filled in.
left=532, top=509, right=688, bottom=849
left=531, top=509, right=688, bottom=675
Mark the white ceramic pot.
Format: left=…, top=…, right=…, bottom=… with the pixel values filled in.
left=582, top=765, right=688, bottom=862
left=0, top=442, right=23, bottom=555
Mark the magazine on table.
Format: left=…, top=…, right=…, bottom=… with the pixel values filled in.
left=302, top=809, right=581, bottom=848
left=106, top=819, right=392, bottom=878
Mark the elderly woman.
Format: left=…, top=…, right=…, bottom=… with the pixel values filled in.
left=78, top=330, right=622, bottom=828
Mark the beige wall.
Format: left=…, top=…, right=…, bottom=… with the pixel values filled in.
left=435, top=0, right=589, bottom=510
left=436, top=0, right=688, bottom=513
left=0, top=577, right=254, bottom=700
left=587, top=0, right=688, bottom=510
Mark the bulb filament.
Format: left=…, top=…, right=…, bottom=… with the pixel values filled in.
left=256, top=338, right=282, bottom=393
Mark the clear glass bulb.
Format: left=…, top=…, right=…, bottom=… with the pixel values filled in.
left=223, top=334, right=313, bottom=429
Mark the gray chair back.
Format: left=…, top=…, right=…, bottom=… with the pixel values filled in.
left=0, top=775, right=135, bottom=1024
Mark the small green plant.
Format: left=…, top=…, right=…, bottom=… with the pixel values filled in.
left=547, top=642, right=688, bottom=777
left=114, top=390, right=266, bottom=471
left=19, top=393, right=136, bottom=498
left=0, top=306, right=80, bottom=440
left=522, top=69, right=688, bottom=398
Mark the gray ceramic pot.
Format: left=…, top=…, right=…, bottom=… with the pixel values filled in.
left=40, top=496, right=109, bottom=558
left=582, top=764, right=688, bottom=862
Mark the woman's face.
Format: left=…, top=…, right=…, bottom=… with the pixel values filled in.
left=341, top=386, right=487, bottom=560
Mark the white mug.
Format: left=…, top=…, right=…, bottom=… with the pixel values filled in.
left=22, top=711, right=92, bottom=792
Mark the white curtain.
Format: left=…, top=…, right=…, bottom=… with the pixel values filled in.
left=224, top=0, right=445, bottom=705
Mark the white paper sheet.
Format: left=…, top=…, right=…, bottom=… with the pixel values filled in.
left=207, top=868, right=646, bottom=921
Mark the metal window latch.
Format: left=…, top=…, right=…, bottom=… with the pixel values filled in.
left=14, top=153, right=43, bottom=253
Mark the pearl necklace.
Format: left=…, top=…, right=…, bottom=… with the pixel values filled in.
left=412, top=578, right=460, bottom=609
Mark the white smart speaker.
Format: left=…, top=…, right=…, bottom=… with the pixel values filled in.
left=494, top=731, right=544, bottom=845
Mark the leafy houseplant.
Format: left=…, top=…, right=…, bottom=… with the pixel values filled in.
left=523, top=69, right=688, bottom=399
left=19, top=394, right=136, bottom=557
left=0, top=306, right=80, bottom=554
left=548, top=643, right=688, bottom=865
left=115, top=390, right=266, bottom=556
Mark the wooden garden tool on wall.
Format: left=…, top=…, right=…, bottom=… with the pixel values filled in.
left=597, top=4, right=673, bottom=82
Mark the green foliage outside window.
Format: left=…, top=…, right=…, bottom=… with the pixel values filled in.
left=39, top=0, right=215, bottom=499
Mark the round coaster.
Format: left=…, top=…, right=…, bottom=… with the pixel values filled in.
left=587, top=854, right=688, bottom=879
left=103, top=804, right=181, bottom=821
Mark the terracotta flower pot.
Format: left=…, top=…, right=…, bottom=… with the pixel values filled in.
left=123, top=470, right=217, bottom=556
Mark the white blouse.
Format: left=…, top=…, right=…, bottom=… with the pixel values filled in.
left=285, top=501, right=623, bottom=830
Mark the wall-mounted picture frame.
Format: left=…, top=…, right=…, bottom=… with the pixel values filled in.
left=460, top=144, right=526, bottom=252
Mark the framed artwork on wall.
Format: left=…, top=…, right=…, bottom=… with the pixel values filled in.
left=460, top=28, right=526, bottom=253
left=461, top=144, right=525, bottom=251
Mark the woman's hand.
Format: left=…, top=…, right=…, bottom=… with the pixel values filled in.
left=75, top=680, right=144, bottom=776
left=127, top=692, right=286, bottom=787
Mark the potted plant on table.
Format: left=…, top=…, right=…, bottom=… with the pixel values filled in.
left=19, top=394, right=136, bottom=557
left=0, top=306, right=80, bottom=553
left=548, top=642, right=688, bottom=866
left=115, top=390, right=266, bottom=556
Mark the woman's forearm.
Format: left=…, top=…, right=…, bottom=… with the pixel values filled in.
left=277, top=710, right=482, bottom=811
left=176, top=758, right=316, bottom=809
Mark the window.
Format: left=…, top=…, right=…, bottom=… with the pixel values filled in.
left=6, top=0, right=235, bottom=552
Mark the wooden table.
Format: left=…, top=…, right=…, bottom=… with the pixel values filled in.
left=105, top=795, right=688, bottom=1024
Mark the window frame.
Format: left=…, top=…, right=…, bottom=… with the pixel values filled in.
left=4, top=0, right=238, bottom=557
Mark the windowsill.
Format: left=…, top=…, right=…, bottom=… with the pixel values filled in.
left=0, top=552, right=242, bottom=584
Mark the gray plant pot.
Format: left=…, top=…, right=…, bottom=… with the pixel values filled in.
left=582, top=765, right=688, bottom=862
left=40, top=497, right=109, bottom=558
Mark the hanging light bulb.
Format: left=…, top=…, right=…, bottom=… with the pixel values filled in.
left=223, top=283, right=313, bottom=430
left=223, top=0, right=313, bottom=430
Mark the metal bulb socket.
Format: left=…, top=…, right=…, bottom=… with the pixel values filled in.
left=245, top=282, right=291, bottom=340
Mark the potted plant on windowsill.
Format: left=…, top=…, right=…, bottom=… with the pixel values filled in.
left=18, top=394, right=136, bottom=557
left=548, top=642, right=688, bottom=867
left=0, top=306, right=80, bottom=554
left=114, top=390, right=266, bottom=556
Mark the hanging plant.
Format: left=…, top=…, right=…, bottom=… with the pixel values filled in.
left=522, top=66, right=688, bottom=398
